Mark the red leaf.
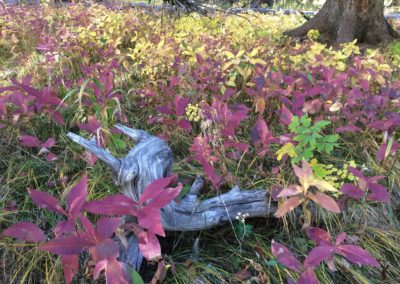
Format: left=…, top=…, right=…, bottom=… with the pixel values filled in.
left=335, top=232, right=347, bottom=246
left=271, top=240, right=302, bottom=272
left=152, top=260, right=167, bottom=283
left=79, top=215, right=96, bottom=242
left=298, top=267, right=319, bottom=284
left=138, top=230, right=161, bottom=260
left=67, top=175, right=88, bottom=218
left=3, top=221, right=46, bottom=242
left=271, top=185, right=284, bottom=201
left=367, top=183, right=389, bottom=203
left=170, top=76, right=180, bottom=88
left=274, top=196, right=303, bottom=218
left=196, top=53, right=204, bottom=64
left=308, top=192, right=341, bottom=213
left=28, top=188, right=66, bottom=215
left=39, top=235, right=94, bottom=255
left=139, top=175, right=178, bottom=204
left=46, top=152, right=58, bottom=162
left=280, top=104, right=294, bottom=126
left=156, top=105, right=173, bottom=115
left=105, top=259, right=129, bottom=284
left=304, top=246, right=335, bottom=268
left=96, top=217, right=122, bottom=240
left=85, top=150, right=97, bottom=166
left=148, top=184, right=182, bottom=208
left=340, top=184, right=364, bottom=199
left=336, top=125, right=362, bottom=133
left=307, top=227, right=332, bottom=246
left=51, top=110, right=65, bottom=125
left=336, top=245, right=379, bottom=267
left=62, top=255, right=79, bottom=284
left=54, top=219, right=76, bottom=237
left=202, top=161, right=222, bottom=188
left=78, top=116, right=101, bottom=134
left=276, top=186, right=299, bottom=198
left=84, top=195, right=138, bottom=216
left=376, top=143, right=387, bottom=162
left=20, top=135, right=41, bottom=148
left=177, top=119, right=192, bottom=131
left=174, top=96, right=189, bottom=116
left=293, top=160, right=313, bottom=184
left=256, top=118, right=274, bottom=147
left=93, top=259, right=107, bottom=280
left=90, top=239, right=119, bottom=262
left=367, top=175, right=385, bottom=183
left=138, top=206, right=164, bottom=237
left=41, top=137, right=55, bottom=149
left=348, top=167, right=365, bottom=179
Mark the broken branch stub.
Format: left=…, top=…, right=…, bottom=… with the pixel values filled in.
left=67, top=124, right=275, bottom=231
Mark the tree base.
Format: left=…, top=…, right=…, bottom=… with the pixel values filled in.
left=285, top=0, right=399, bottom=44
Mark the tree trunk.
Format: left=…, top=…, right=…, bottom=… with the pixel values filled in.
left=286, top=0, right=399, bottom=44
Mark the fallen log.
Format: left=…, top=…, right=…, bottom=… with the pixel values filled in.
left=67, top=124, right=275, bottom=268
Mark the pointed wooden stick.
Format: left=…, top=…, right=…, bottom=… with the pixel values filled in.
left=66, top=132, right=121, bottom=172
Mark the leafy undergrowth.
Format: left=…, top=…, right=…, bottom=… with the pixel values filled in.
left=0, top=3, right=400, bottom=284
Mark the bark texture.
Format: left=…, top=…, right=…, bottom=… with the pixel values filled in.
left=286, top=0, right=399, bottom=44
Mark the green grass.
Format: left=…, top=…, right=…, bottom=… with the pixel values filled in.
left=0, top=4, right=399, bottom=284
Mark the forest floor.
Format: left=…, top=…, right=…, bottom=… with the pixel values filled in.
left=1, top=3, right=400, bottom=283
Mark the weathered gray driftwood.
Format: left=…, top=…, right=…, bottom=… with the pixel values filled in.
left=67, top=124, right=275, bottom=267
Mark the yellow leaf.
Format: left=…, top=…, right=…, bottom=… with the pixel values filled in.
left=249, top=58, right=267, bottom=65
left=276, top=143, right=296, bottom=161
left=122, top=60, right=130, bottom=69
left=254, top=97, right=266, bottom=114
left=310, top=179, right=339, bottom=193
left=236, top=50, right=245, bottom=58
left=249, top=48, right=259, bottom=57
left=223, top=51, right=235, bottom=59
left=329, top=102, right=343, bottom=112
left=310, top=158, right=319, bottom=166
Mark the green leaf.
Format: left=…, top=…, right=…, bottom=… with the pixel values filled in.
left=110, top=135, right=126, bottom=151
left=294, top=126, right=306, bottom=134
left=300, top=114, right=312, bottom=128
left=265, top=259, right=278, bottom=266
left=309, top=139, right=317, bottom=149
left=295, top=238, right=309, bottom=253
left=303, top=136, right=314, bottom=144
left=130, top=269, right=145, bottom=284
left=234, top=222, right=253, bottom=239
left=289, top=116, right=300, bottom=131
left=307, top=73, right=314, bottom=85
left=314, top=120, right=331, bottom=129
left=288, top=115, right=340, bottom=164
left=312, top=164, right=327, bottom=178
left=93, top=103, right=101, bottom=116
left=324, top=143, right=334, bottom=154
left=179, top=185, right=191, bottom=198
left=303, top=147, right=314, bottom=161
left=292, top=155, right=301, bottom=164
left=324, top=134, right=339, bottom=143
left=293, top=134, right=306, bottom=142
left=385, top=136, right=395, bottom=159
left=312, top=133, right=322, bottom=139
